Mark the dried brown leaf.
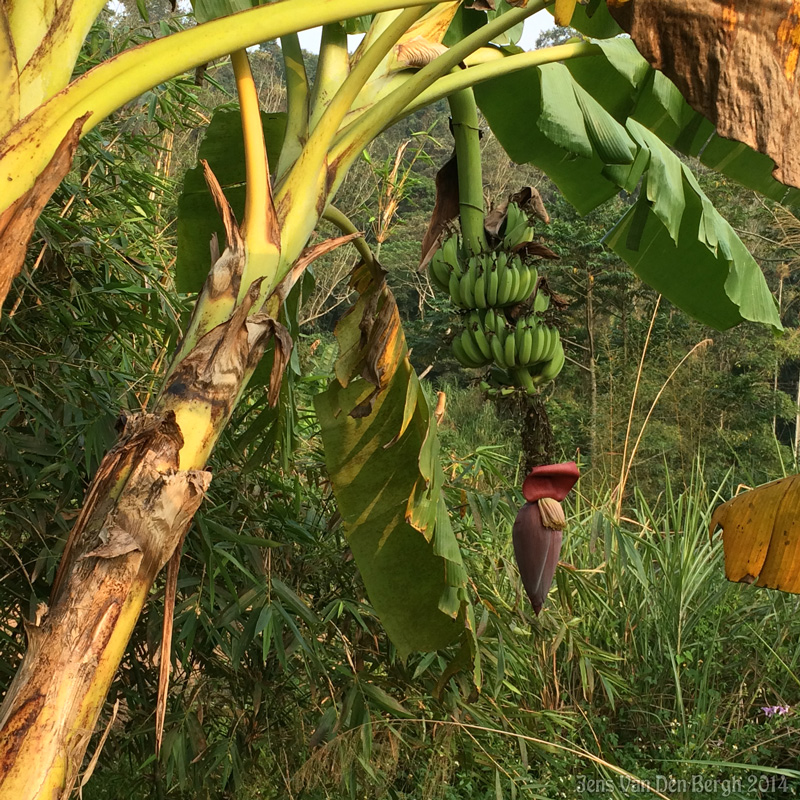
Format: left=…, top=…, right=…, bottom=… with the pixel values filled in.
left=155, top=538, right=184, bottom=756
left=510, top=186, right=550, bottom=224
left=420, top=155, right=459, bottom=268
left=0, top=114, right=88, bottom=312
left=267, top=319, right=293, bottom=408
left=274, top=231, right=362, bottom=305
left=515, top=241, right=559, bottom=260
left=80, top=528, right=141, bottom=561
left=608, top=0, right=800, bottom=188
left=710, top=474, right=800, bottom=593
left=395, top=36, right=448, bottom=69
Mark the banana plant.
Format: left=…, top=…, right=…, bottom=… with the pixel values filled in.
left=0, top=0, right=798, bottom=795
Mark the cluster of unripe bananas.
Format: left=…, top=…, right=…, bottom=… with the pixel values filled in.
left=429, top=242, right=539, bottom=309
left=429, top=205, right=565, bottom=394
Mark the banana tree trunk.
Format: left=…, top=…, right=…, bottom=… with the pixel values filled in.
left=0, top=413, right=210, bottom=798
left=0, top=193, right=279, bottom=794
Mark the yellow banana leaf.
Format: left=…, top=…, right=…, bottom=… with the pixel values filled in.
left=710, top=474, right=800, bottom=593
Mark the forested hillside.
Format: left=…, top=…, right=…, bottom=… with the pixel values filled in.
left=1, top=6, right=799, bottom=798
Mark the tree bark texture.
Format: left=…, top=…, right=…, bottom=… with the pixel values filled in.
left=0, top=412, right=210, bottom=799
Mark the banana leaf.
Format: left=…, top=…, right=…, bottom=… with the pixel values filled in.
left=315, top=262, right=470, bottom=658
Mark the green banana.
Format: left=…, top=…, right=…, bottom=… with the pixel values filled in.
left=497, top=263, right=511, bottom=305
left=474, top=268, right=487, bottom=308
left=534, top=341, right=565, bottom=385
left=516, top=366, right=537, bottom=395
left=530, top=324, right=547, bottom=363
left=452, top=335, right=472, bottom=367
left=470, top=317, right=491, bottom=360
left=533, top=290, right=550, bottom=313
left=489, top=332, right=507, bottom=368
left=449, top=270, right=463, bottom=308
left=461, top=256, right=478, bottom=307
left=442, top=235, right=460, bottom=271
left=543, top=325, right=561, bottom=362
left=508, top=264, right=521, bottom=305
left=519, top=322, right=534, bottom=365
left=487, top=262, right=499, bottom=306
left=518, top=265, right=538, bottom=303
left=461, top=329, right=488, bottom=366
left=429, top=251, right=450, bottom=292
left=494, top=315, right=507, bottom=345
left=504, top=329, right=517, bottom=368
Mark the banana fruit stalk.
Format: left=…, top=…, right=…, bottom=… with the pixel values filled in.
left=512, top=461, right=580, bottom=615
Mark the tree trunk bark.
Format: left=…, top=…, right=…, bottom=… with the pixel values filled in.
left=0, top=413, right=210, bottom=798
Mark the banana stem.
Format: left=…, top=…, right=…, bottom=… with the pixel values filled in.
left=275, top=7, right=427, bottom=260
left=447, top=86, right=487, bottom=255
left=276, top=33, right=309, bottom=180
left=231, top=49, right=271, bottom=259
left=309, top=23, right=350, bottom=131
left=329, top=0, right=548, bottom=165
left=322, top=205, right=377, bottom=267
left=394, top=40, right=598, bottom=122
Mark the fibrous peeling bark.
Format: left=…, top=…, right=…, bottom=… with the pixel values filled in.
left=0, top=412, right=210, bottom=799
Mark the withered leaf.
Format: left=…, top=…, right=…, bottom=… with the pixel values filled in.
left=420, top=154, right=460, bottom=268
left=485, top=187, right=550, bottom=239
left=274, top=231, right=362, bottom=305
left=394, top=36, right=449, bottom=69
left=515, top=241, right=559, bottom=260
left=510, top=186, right=550, bottom=224
left=0, top=114, right=88, bottom=312
left=468, top=0, right=496, bottom=9
left=608, top=0, right=800, bottom=189
left=80, top=527, right=141, bottom=561
left=267, top=319, right=293, bottom=408
left=710, top=475, right=800, bottom=594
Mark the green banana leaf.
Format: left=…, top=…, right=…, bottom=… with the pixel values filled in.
left=474, top=37, right=783, bottom=330
left=315, top=263, right=470, bottom=658
left=605, top=121, right=781, bottom=330
left=176, top=106, right=286, bottom=293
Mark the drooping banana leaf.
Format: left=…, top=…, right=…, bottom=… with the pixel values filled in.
left=474, top=36, right=783, bottom=330
left=314, top=262, right=471, bottom=658
left=711, top=476, right=800, bottom=594
left=604, top=120, right=780, bottom=330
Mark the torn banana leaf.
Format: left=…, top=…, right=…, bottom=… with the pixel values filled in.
left=315, top=263, right=470, bottom=659
left=710, top=475, right=800, bottom=594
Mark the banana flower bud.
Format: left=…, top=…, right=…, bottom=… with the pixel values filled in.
left=513, top=461, right=580, bottom=615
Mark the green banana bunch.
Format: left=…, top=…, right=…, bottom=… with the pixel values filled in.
left=429, top=238, right=538, bottom=309
left=427, top=210, right=565, bottom=393
left=451, top=311, right=493, bottom=368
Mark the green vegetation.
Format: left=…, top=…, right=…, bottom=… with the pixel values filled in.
left=2, top=5, right=800, bottom=798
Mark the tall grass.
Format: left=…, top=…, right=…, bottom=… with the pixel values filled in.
left=449, top=449, right=800, bottom=797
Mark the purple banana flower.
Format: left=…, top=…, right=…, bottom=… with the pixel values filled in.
left=513, top=461, right=580, bottom=615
